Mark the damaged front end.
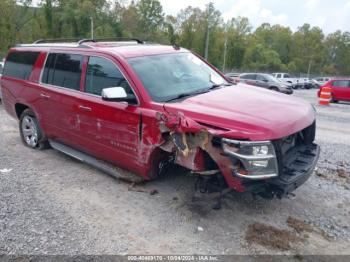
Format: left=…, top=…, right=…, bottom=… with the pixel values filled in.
left=156, top=111, right=320, bottom=201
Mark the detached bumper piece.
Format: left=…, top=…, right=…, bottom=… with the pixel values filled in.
left=246, top=143, right=320, bottom=199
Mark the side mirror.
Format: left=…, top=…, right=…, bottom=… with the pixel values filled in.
left=101, top=87, right=137, bottom=103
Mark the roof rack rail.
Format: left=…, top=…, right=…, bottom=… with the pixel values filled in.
left=33, top=37, right=145, bottom=45
left=33, top=38, right=83, bottom=44
left=79, top=37, right=145, bottom=45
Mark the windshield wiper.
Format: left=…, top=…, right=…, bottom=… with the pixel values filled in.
left=164, top=83, right=231, bottom=103
left=165, top=88, right=210, bottom=102
left=209, top=82, right=232, bottom=90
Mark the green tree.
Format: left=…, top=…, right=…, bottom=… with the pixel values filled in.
left=291, top=24, right=326, bottom=75
left=224, top=17, right=252, bottom=70
left=136, top=0, right=164, bottom=40
left=324, top=31, right=350, bottom=75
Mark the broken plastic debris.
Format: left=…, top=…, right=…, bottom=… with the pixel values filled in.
left=0, top=169, right=12, bottom=173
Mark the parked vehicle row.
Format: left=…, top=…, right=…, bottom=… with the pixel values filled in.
left=0, top=39, right=319, bottom=200
left=272, top=72, right=315, bottom=89
left=225, top=72, right=293, bottom=94
left=225, top=71, right=336, bottom=91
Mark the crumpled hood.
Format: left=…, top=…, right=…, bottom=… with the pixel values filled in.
left=163, top=84, right=315, bottom=141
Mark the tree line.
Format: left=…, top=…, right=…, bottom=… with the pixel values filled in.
left=1, top=0, right=350, bottom=76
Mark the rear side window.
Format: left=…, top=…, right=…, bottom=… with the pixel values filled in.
left=42, top=53, right=83, bottom=90
left=241, top=74, right=255, bottom=80
left=3, top=51, right=40, bottom=80
left=332, top=80, right=349, bottom=87
left=85, top=56, right=133, bottom=96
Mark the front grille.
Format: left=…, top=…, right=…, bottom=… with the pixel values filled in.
left=273, top=121, right=316, bottom=174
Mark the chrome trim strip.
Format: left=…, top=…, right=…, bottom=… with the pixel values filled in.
left=222, top=138, right=271, bottom=147
left=222, top=149, right=275, bottom=161
left=234, top=171, right=278, bottom=180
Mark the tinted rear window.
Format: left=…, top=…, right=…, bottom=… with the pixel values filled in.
left=42, top=53, right=83, bottom=90
left=3, top=51, right=40, bottom=80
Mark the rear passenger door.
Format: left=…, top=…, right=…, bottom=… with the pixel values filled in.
left=332, top=80, right=350, bottom=101
left=77, top=56, right=142, bottom=171
left=40, top=52, right=85, bottom=145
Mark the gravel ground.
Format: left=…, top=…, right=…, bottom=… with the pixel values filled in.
left=0, top=89, right=350, bottom=255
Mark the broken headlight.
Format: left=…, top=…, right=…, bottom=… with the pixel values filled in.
left=222, top=138, right=279, bottom=180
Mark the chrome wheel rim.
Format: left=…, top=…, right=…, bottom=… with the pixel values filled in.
left=21, top=116, right=38, bottom=147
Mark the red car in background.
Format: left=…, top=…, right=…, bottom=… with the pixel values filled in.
left=318, top=78, right=350, bottom=103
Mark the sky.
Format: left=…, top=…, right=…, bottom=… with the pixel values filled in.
left=159, top=0, right=350, bottom=34
left=30, top=0, right=350, bottom=34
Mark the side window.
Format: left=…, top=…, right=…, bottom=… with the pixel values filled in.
left=332, top=80, right=348, bottom=87
left=42, top=53, right=83, bottom=90
left=3, top=51, right=40, bottom=80
left=256, top=75, right=265, bottom=81
left=85, top=56, right=133, bottom=96
left=249, top=74, right=257, bottom=80
left=241, top=74, right=255, bottom=80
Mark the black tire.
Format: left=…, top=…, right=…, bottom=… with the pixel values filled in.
left=330, top=94, right=338, bottom=103
left=19, top=109, right=49, bottom=149
left=269, top=86, right=279, bottom=92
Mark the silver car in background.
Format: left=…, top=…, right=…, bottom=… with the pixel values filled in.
left=239, top=73, right=293, bottom=94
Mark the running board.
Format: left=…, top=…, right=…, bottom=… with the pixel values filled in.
left=49, top=140, right=144, bottom=183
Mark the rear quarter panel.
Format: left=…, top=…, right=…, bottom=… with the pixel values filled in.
left=1, top=51, right=47, bottom=121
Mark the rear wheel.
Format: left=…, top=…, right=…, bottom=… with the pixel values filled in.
left=19, top=109, right=49, bottom=149
left=330, top=94, right=338, bottom=103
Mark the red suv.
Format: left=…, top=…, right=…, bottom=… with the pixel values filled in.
left=0, top=39, right=319, bottom=200
left=318, top=78, right=350, bottom=103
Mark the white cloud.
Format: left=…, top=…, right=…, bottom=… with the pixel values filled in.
left=221, top=0, right=288, bottom=26
left=304, top=0, right=320, bottom=10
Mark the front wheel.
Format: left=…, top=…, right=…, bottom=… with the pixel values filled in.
left=269, top=86, right=279, bottom=92
left=19, top=109, right=48, bottom=149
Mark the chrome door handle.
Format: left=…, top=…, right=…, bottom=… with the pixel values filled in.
left=40, top=93, right=50, bottom=99
left=78, top=105, right=92, bottom=112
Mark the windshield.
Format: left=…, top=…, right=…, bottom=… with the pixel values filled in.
left=128, top=52, right=227, bottom=102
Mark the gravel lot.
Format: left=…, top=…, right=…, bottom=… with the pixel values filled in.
left=0, top=89, right=350, bottom=255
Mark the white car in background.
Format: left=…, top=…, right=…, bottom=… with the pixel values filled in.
left=313, top=77, right=331, bottom=86
left=273, top=72, right=311, bottom=89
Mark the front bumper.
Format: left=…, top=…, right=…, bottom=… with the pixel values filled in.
left=282, top=88, right=294, bottom=94
left=239, top=143, right=320, bottom=198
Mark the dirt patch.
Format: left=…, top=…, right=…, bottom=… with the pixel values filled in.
left=287, top=217, right=332, bottom=241
left=245, top=222, right=301, bottom=251
left=315, top=165, right=350, bottom=188
left=287, top=217, right=314, bottom=233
